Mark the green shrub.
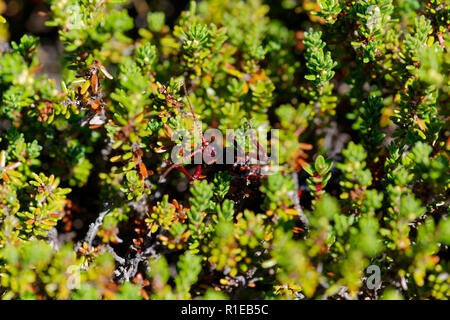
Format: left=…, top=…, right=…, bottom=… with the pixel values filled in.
left=0, top=0, right=448, bottom=300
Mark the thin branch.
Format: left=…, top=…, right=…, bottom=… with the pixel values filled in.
left=183, top=81, right=205, bottom=144
left=104, top=244, right=126, bottom=265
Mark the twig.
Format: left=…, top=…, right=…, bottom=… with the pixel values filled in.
left=76, top=202, right=113, bottom=250
left=291, top=171, right=309, bottom=227
left=105, top=244, right=126, bottom=265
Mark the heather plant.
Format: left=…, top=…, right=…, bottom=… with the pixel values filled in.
left=0, top=0, right=448, bottom=300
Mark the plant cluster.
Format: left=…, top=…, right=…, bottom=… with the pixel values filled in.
left=0, top=0, right=448, bottom=300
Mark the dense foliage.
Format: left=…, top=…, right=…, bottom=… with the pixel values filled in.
left=0, top=0, right=449, bottom=300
